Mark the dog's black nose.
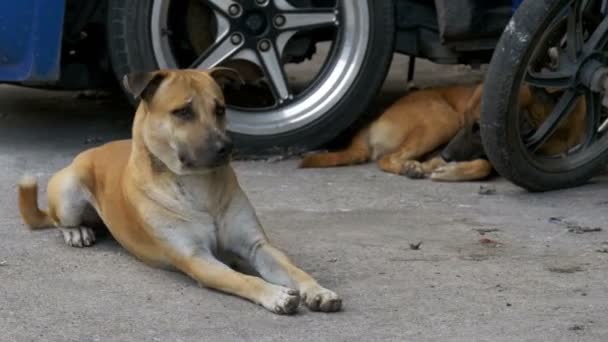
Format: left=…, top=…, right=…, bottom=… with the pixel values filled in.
left=178, top=154, right=194, bottom=168
left=216, top=139, right=234, bottom=157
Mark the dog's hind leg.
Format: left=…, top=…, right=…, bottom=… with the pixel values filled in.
left=376, top=131, right=435, bottom=175
left=299, top=128, right=370, bottom=168
left=430, top=159, right=493, bottom=182
left=378, top=121, right=460, bottom=175
left=47, top=167, right=98, bottom=247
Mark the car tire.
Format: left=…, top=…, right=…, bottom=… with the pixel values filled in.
left=107, top=0, right=395, bottom=155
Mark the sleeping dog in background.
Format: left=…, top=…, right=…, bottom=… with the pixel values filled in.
left=300, top=82, right=586, bottom=182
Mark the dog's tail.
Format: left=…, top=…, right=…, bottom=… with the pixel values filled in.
left=300, top=128, right=371, bottom=168
left=18, top=175, right=55, bottom=230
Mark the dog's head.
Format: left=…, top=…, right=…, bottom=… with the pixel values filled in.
left=440, top=121, right=486, bottom=162
left=123, top=68, right=243, bottom=175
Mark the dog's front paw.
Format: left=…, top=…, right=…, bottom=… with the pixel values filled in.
left=430, top=164, right=458, bottom=181
left=301, top=285, right=342, bottom=312
left=400, top=160, right=426, bottom=179
left=261, top=285, right=300, bottom=315
left=60, top=227, right=95, bottom=248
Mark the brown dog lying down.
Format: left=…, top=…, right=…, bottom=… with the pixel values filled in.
left=18, top=69, right=341, bottom=315
left=300, top=83, right=586, bottom=181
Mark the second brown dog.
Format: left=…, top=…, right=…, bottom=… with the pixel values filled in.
left=300, top=83, right=586, bottom=181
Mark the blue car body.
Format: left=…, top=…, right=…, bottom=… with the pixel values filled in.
left=0, top=0, right=65, bottom=81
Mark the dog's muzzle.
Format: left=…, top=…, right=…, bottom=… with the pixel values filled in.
left=179, top=137, right=234, bottom=169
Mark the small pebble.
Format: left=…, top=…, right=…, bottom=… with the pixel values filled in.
left=409, top=242, right=422, bottom=250
left=478, top=185, right=496, bottom=195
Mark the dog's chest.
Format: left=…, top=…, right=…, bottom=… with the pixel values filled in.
left=141, top=177, right=231, bottom=254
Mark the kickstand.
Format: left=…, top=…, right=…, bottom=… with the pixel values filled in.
left=406, top=56, right=417, bottom=91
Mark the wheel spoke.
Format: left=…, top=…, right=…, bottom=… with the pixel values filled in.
left=582, top=90, right=601, bottom=146
left=273, top=6, right=338, bottom=60
left=273, top=0, right=297, bottom=10
left=566, top=0, right=584, bottom=61
left=525, top=70, right=573, bottom=89
left=584, top=10, right=608, bottom=52
left=257, top=41, right=290, bottom=102
left=526, top=89, right=579, bottom=152
left=191, top=33, right=244, bottom=70
left=277, top=9, right=338, bottom=32
left=199, top=0, right=239, bottom=16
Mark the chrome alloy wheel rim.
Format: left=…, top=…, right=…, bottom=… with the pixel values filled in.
left=151, top=0, right=371, bottom=136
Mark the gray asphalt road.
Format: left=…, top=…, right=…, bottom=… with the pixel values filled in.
left=1, top=57, right=607, bottom=342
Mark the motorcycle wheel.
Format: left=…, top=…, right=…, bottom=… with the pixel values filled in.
left=481, top=0, right=608, bottom=191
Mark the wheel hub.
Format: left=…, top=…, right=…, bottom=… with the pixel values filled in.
left=243, top=10, right=268, bottom=36
left=230, top=1, right=284, bottom=44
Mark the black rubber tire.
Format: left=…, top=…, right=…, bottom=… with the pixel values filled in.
left=106, top=0, right=395, bottom=155
left=481, top=0, right=608, bottom=192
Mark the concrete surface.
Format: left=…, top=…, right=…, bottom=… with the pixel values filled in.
left=1, top=56, right=608, bottom=342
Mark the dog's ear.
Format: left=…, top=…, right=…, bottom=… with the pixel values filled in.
left=209, top=67, right=245, bottom=90
left=122, top=71, right=166, bottom=102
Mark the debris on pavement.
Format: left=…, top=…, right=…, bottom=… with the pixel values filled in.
left=0, top=260, right=7, bottom=266
left=568, top=324, right=584, bottom=331
left=474, top=228, right=501, bottom=235
left=478, top=185, right=496, bottom=195
left=409, top=242, right=422, bottom=250
left=479, top=237, right=499, bottom=245
left=568, top=226, right=602, bottom=234
left=548, top=216, right=568, bottom=225
left=547, top=265, right=584, bottom=274
left=548, top=216, right=603, bottom=234
left=596, top=243, right=608, bottom=253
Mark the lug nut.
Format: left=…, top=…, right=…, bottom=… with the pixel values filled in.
left=255, top=0, right=267, bottom=6
left=231, top=33, right=243, bottom=45
left=258, top=40, right=271, bottom=52
left=274, top=15, right=286, bottom=27
left=228, top=4, right=241, bottom=16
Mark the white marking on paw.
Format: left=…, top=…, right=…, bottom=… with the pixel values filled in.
left=302, top=285, right=342, bottom=312
left=430, top=164, right=461, bottom=181
left=261, top=285, right=300, bottom=315
left=19, top=174, right=37, bottom=187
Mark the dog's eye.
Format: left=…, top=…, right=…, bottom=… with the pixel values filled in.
left=215, top=104, right=226, bottom=117
left=171, top=105, right=194, bottom=120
